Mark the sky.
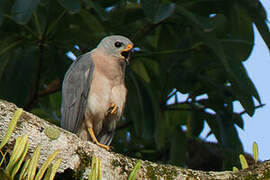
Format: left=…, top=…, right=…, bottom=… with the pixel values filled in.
left=201, top=0, right=270, bottom=161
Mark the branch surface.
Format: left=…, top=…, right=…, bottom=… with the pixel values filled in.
left=0, top=100, right=269, bottom=179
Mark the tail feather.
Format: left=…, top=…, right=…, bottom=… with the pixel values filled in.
left=97, top=131, right=114, bottom=145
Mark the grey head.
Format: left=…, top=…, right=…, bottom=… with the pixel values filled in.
left=96, top=35, right=134, bottom=63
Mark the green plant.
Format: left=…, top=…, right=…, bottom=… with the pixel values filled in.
left=128, top=160, right=141, bottom=180
left=88, top=155, right=101, bottom=180
left=233, top=141, right=259, bottom=171
left=0, top=108, right=62, bottom=180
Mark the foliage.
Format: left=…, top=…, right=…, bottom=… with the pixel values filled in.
left=253, top=141, right=258, bottom=163
left=128, top=160, right=141, bottom=180
left=88, top=156, right=101, bottom=180
left=0, top=108, right=22, bottom=149
left=87, top=156, right=140, bottom=180
left=239, top=154, right=249, bottom=169
left=233, top=141, right=259, bottom=171
left=0, top=0, right=269, bottom=170
left=0, top=109, right=62, bottom=179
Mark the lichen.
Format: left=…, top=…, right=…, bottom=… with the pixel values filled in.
left=74, top=147, right=93, bottom=180
left=44, top=126, right=60, bottom=140
left=262, top=169, right=270, bottom=179
left=111, top=159, right=122, bottom=169
left=145, top=162, right=178, bottom=180
left=110, top=156, right=138, bottom=176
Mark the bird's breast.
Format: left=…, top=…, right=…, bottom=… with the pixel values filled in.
left=85, top=68, right=127, bottom=130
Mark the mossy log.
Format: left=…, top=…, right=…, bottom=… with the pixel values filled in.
left=0, top=99, right=270, bottom=179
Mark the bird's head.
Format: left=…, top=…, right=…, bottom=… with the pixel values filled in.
left=97, top=35, right=134, bottom=64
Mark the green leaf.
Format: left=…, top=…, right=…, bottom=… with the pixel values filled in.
left=242, top=0, right=270, bottom=50
left=57, top=0, right=81, bottom=14
left=153, top=3, right=175, bottom=24
left=239, top=154, right=248, bottom=169
left=172, top=65, right=197, bottom=94
left=125, top=70, right=155, bottom=138
left=0, top=151, right=7, bottom=167
left=0, top=46, right=37, bottom=106
left=141, top=0, right=158, bottom=20
left=11, top=0, right=40, bottom=24
left=19, top=158, right=30, bottom=180
left=0, top=108, right=23, bottom=150
left=0, top=11, right=3, bottom=27
left=141, top=0, right=175, bottom=23
left=5, top=136, right=23, bottom=173
left=215, top=112, right=243, bottom=152
left=84, top=1, right=108, bottom=21
left=227, top=55, right=261, bottom=105
left=174, top=5, right=203, bottom=29
left=205, top=114, right=221, bottom=142
left=0, top=39, right=23, bottom=57
left=0, top=168, right=10, bottom=180
left=88, top=156, right=101, bottom=180
left=232, top=166, right=239, bottom=171
left=201, top=34, right=229, bottom=73
left=131, top=59, right=151, bottom=83
left=233, top=113, right=244, bottom=129
left=128, top=160, right=141, bottom=180
left=253, top=142, right=258, bottom=163
left=169, top=126, right=186, bottom=166
left=187, top=111, right=204, bottom=137
left=224, top=3, right=254, bottom=62
left=35, top=150, right=60, bottom=180
left=46, top=158, right=62, bottom=180
left=9, top=135, right=29, bottom=179
left=167, top=104, right=189, bottom=127
left=27, top=145, right=41, bottom=180
left=231, top=83, right=255, bottom=117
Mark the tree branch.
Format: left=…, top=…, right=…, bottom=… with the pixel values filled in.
left=1, top=99, right=270, bottom=179
left=38, top=78, right=62, bottom=97
left=239, top=104, right=265, bottom=116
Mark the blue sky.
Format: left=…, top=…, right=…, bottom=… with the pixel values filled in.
left=201, top=0, right=270, bottom=161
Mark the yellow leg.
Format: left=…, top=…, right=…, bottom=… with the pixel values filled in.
left=88, top=128, right=110, bottom=151
left=108, top=103, right=118, bottom=115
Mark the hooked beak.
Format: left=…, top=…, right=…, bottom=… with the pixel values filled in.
left=120, top=44, right=133, bottom=64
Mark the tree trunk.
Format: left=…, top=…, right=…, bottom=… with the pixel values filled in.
left=0, top=99, right=269, bottom=179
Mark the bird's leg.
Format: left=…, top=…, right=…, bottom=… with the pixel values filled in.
left=107, top=103, right=118, bottom=115
left=88, top=127, right=110, bottom=151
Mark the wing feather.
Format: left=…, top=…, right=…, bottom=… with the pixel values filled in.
left=61, top=52, right=94, bottom=133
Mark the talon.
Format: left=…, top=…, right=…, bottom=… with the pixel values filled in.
left=88, top=128, right=110, bottom=151
left=108, top=103, right=118, bottom=114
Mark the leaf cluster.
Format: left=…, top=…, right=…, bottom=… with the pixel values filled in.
left=0, top=109, right=61, bottom=180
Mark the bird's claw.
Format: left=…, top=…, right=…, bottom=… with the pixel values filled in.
left=107, top=103, right=118, bottom=115
left=97, top=143, right=110, bottom=151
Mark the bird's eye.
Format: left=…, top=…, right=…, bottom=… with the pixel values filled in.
left=114, top=41, right=122, bottom=48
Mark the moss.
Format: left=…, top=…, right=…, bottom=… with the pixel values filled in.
left=110, top=156, right=138, bottom=176
left=44, top=126, right=60, bottom=140
left=262, top=169, right=270, bottom=179
left=111, top=159, right=122, bottom=169
left=145, top=162, right=178, bottom=180
left=74, top=147, right=93, bottom=180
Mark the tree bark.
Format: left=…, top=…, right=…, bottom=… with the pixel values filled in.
left=0, top=99, right=269, bottom=180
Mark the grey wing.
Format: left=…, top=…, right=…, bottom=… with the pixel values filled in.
left=61, top=53, right=94, bottom=133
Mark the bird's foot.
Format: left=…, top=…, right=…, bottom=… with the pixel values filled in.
left=96, top=142, right=110, bottom=151
left=107, top=103, right=118, bottom=115
left=88, top=128, right=110, bottom=151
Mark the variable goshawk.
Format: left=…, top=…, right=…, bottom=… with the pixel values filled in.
left=61, top=35, right=133, bottom=150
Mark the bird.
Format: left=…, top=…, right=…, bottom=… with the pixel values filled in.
left=61, top=35, right=133, bottom=151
